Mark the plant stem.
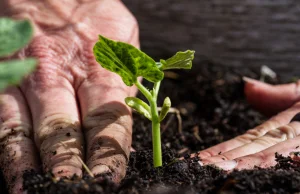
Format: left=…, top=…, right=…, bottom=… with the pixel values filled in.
left=151, top=115, right=161, bottom=167
left=150, top=81, right=162, bottom=167
left=134, top=79, right=163, bottom=167
left=134, top=79, right=152, bottom=100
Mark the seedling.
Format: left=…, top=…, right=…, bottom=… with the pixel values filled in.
left=93, top=35, right=194, bottom=167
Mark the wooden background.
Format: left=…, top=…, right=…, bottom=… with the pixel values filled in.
left=123, top=0, right=300, bottom=80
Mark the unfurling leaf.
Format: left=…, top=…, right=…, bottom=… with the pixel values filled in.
left=93, top=35, right=164, bottom=86
left=0, top=18, right=33, bottom=57
left=0, top=58, right=37, bottom=90
left=125, top=97, right=152, bottom=120
left=159, top=97, right=171, bottom=122
left=160, top=50, right=195, bottom=70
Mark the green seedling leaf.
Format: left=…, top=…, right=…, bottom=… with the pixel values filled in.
left=125, top=97, right=152, bottom=120
left=0, top=18, right=33, bottom=57
left=93, top=35, right=164, bottom=86
left=159, top=97, right=171, bottom=122
left=160, top=50, right=195, bottom=70
left=0, top=58, right=37, bottom=90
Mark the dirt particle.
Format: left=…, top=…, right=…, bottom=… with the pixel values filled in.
left=183, top=153, right=190, bottom=160
left=66, top=132, right=71, bottom=137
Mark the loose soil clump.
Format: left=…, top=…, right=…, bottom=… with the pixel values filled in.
left=2, top=62, right=300, bottom=193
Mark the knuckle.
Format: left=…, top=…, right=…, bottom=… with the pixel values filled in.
left=35, top=116, right=84, bottom=171
left=265, top=128, right=287, bottom=141
left=83, top=107, right=131, bottom=132
left=83, top=108, right=132, bottom=162
left=265, top=125, right=296, bottom=140
left=237, top=128, right=265, bottom=144
left=197, top=150, right=214, bottom=159
left=35, top=115, right=81, bottom=148
left=238, top=118, right=282, bottom=144
left=0, top=120, right=33, bottom=159
left=34, top=114, right=84, bottom=170
left=235, top=135, right=252, bottom=144
left=0, top=120, right=32, bottom=145
left=246, top=128, right=265, bottom=137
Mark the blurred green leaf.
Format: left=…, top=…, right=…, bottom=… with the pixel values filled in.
left=0, top=18, right=33, bottom=57
left=160, top=50, right=195, bottom=70
left=0, top=58, right=37, bottom=90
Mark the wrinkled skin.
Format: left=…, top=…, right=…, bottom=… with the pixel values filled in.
left=195, top=78, right=300, bottom=171
left=1, top=0, right=300, bottom=193
left=0, top=0, right=139, bottom=193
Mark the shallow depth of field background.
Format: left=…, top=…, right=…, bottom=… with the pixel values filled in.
left=123, top=0, right=300, bottom=80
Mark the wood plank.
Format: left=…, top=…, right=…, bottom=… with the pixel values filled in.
left=123, top=0, right=300, bottom=80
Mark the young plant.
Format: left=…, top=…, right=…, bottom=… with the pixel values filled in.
left=0, top=18, right=36, bottom=90
left=93, top=35, right=194, bottom=167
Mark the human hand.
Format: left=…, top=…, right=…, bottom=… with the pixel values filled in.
left=193, top=77, right=300, bottom=171
left=0, top=0, right=138, bottom=193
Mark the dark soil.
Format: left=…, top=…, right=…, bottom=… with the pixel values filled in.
left=2, top=62, right=300, bottom=193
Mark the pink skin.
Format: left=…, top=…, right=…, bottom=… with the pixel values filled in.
left=0, top=0, right=139, bottom=193
left=194, top=78, right=300, bottom=171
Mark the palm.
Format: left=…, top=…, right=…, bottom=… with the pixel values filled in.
left=0, top=0, right=138, bottom=193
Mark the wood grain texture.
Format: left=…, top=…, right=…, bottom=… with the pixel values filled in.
left=123, top=0, right=300, bottom=79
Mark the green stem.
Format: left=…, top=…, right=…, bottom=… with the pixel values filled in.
left=134, top=79, right=152, bottom=100
left=153, top=82, right=161, bottom=98
left=151, top=115, right=161, bottom=167
left=150, top=81, right=162, bottom=167
left=134, top=79, right=162, bottom=167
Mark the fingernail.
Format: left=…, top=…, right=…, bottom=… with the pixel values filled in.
left=91, top=165, right=111, bottom=175
left=212, top=160, right=238, bottom=171
left=242, top=76, right=260, bottom=85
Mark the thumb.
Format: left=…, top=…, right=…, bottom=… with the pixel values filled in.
left=244, top=77, right=300, bottom=116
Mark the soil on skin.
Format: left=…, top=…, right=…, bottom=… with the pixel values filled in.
left=2, top=62, right=300, bottom=193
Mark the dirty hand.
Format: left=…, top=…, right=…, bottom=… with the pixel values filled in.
left=0, top=0, right=138, bottom=193
left=194, top=78, right=300, bottom=171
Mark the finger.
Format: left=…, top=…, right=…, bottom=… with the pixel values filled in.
left=201, top=121, right=300, bottom=164
left=77, top=63, right=132, bottom=182
left=194, top=102, right=300, bottom=159
left=212, top=125, right=300, bottom=171
left=21, top=36, right=84, bottom=177
left=244, top=77, right=300, bottom=116
left=0, top=87, right=39, bottom=194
